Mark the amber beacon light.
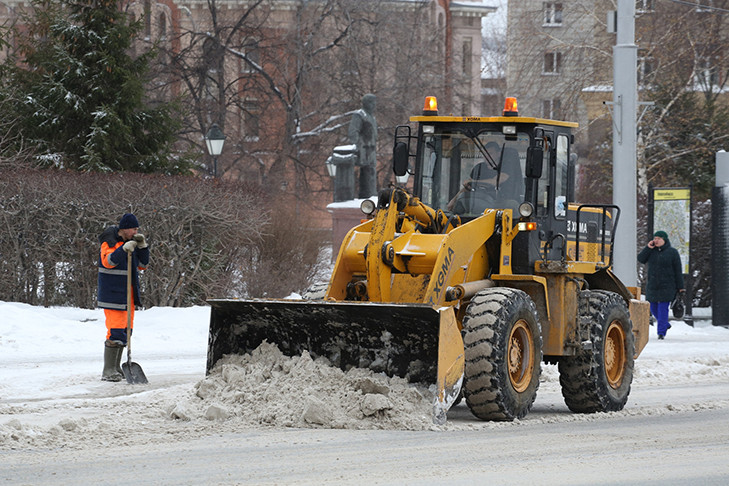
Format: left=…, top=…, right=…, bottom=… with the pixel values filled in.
left=503, top=97, right=518, bottom=117
left=423, top=96, right=438, bottom=115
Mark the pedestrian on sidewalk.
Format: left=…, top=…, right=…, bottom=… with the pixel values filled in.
left=638, top=230, right=684, bottom=340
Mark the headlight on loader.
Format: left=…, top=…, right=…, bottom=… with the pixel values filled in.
left=361, top=199, right=376, bottom=216
left=518, top=202, right=534, bottom=218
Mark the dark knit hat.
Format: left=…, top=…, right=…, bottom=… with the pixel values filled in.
left=119, top=213, right=140, bottom=229
left=653, top=230, right=668, bottom=239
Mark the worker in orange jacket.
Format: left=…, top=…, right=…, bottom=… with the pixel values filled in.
left=98, top=213, right=150, bottom=382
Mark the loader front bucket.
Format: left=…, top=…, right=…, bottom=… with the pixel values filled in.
left=207, top=299, right=464, bottom=424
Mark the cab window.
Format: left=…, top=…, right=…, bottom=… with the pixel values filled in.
left=420, top=130, right=529, bottom=217
left=554, top=134, right=569, bottom=218
left=536, top=133, right=569, bottom=219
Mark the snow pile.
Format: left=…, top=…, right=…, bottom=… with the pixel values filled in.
left=0, top=343, right=439, bottom=450
left=174, top=342, right=436, bottom=430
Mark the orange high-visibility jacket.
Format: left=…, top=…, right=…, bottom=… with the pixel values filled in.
left=97, top=226, right=149, bottom=310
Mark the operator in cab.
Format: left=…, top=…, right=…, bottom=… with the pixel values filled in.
left=448, top=142, right=523, bottom=216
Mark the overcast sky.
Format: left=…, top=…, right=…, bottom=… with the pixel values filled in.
left=482, top=0, right=507, bottom=32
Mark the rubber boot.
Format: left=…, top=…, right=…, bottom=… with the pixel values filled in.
left=101, top=340, right=124, bottom=382
left=111, top=340, right=125, bottom=375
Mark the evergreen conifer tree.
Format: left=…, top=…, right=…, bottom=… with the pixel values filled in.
left=8, top=0, right=190, bottom=173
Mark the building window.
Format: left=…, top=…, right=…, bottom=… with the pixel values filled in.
left=243, top=99, right=260, bottom=141
left=202, top=38, right=221, bottom=101
left=462, top=38, right=473, bottom=77
left=240, top=39, right=260, bottom=73
left=543, top=2, right=563, bottom=26
left=543, top=51, right=562, bottom=74
left=437, top=13, right=445, bottom=69
left=542, top=99, right=561, bottom=119
left=158, top=12, right=166, bottom=40
left=203, top=38, right=219, bottom=75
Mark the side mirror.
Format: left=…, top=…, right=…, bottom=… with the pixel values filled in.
left=526, top=146, right=544, bottom=178
left=526, top=129, right=545, bottom=178
left=393, top=141, right=409, bottom=177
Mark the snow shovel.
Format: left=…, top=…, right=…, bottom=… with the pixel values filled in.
left=122, top=249, right=148, bottom=384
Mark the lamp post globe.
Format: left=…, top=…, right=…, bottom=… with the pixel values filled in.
left=205, top=123, right=226, bottom=177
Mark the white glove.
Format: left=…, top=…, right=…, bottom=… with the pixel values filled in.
left=123, top=240, right=137, bottom=253
left=133, top=233, right=148, bottom=249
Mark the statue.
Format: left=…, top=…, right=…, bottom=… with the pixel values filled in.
left=348, top=94, right=378, bottom=198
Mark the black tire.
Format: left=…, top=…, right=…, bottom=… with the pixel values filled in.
left=558, top=290, right=635, bottom=413
left=301, top=281, right=328, bottom=301
left=462, top=288, right=542, bottom=421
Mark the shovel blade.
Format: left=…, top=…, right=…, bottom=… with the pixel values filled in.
left=122, top=361, right=148, bottom=384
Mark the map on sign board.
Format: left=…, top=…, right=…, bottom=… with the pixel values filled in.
left=653, top=188, right=690, bottom=274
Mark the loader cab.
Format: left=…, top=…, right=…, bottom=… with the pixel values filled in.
left=393, top=97, right=578, bottom=272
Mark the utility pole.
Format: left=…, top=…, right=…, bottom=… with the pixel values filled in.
left=713, top=151, right=729, bottom=327
left=611, top=0, right=638, bottom=287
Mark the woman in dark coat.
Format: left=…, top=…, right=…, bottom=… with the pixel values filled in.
left=637, top=230, right=685, bottom=339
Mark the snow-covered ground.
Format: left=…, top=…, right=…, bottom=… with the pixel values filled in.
left=2, top=300, right=729, bottom=484
left=2, top=301, right=728, bottom=427
left=1, top=302, right=209, bottom=406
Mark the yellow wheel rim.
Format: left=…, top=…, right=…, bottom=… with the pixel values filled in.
left=604, top=320, right=627, bottom=389
left=508, top=319, right=534, bottom=393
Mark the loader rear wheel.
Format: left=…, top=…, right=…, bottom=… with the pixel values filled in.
left=462, top=288, right=542, bottom=421
left=558, top=290, right=634, bottom=413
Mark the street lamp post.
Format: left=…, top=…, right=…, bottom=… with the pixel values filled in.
left=204, top=123, right=226, bottom=177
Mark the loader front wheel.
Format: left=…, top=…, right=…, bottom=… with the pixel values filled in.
left=558, top=290, right=634, bottom=413
left=462, top=288, right=542, bottom=421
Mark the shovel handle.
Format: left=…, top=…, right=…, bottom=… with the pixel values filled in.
left=126, top=249, right=133, bottom=359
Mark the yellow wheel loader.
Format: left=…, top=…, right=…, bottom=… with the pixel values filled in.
left=207, top=97, right=650, bottom=424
